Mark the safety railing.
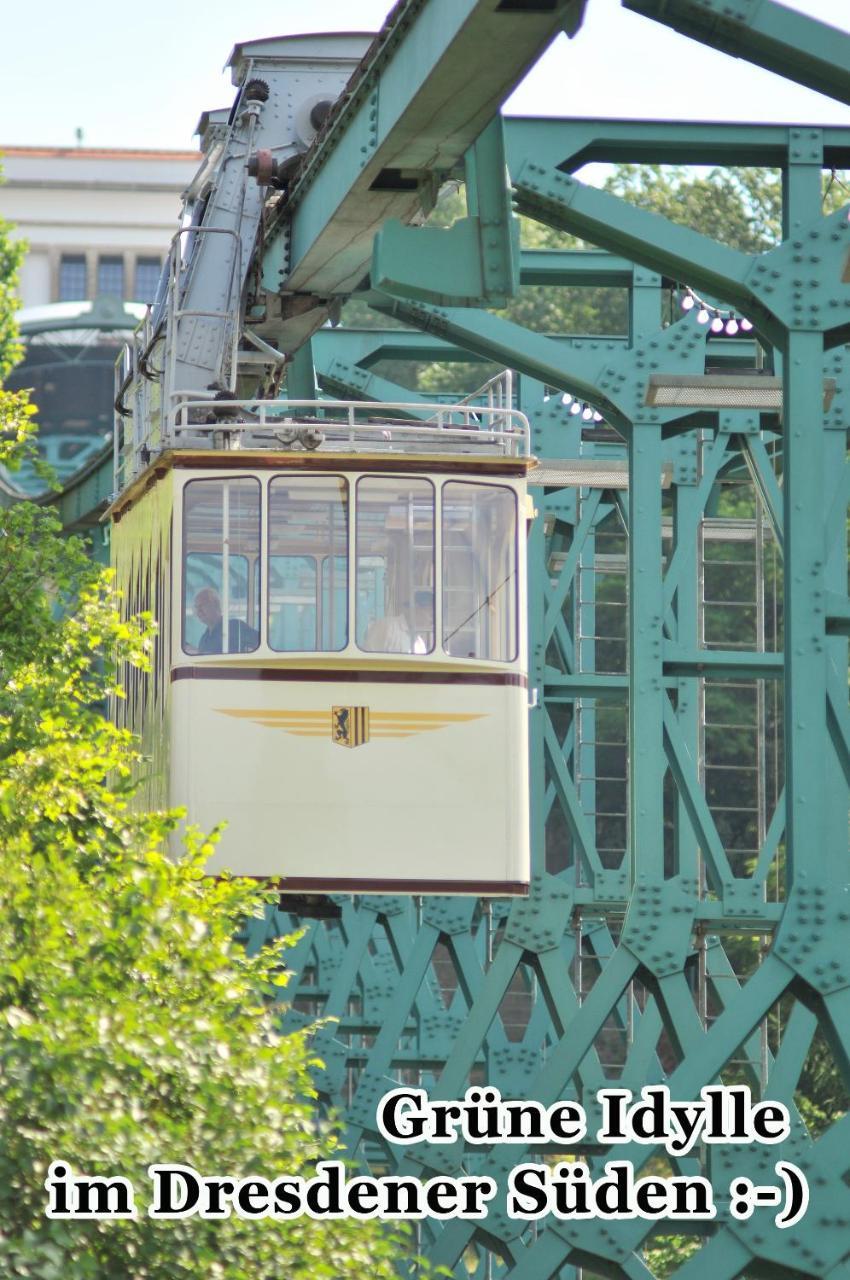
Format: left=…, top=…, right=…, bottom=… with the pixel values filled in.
left=453, top=368, right=514, bottom=413
left=164, top=224, right=244, bottom=406
left=166, top=395, right=531, bottom=458
left=113, top=219, right=249, bottom=492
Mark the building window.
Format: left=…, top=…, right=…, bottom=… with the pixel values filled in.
left=134, top=257, right=161, bottom=304
left=58, top=255, right=87, bottom=302
left=97, top=256, right=124, bottom=298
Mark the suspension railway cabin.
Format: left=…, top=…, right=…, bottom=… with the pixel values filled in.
left=109, top=397, right=532, bottom=895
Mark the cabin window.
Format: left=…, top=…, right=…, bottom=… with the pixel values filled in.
left=182, top=478, right=260, bottom=654
left=442, top=482, right=517, bottom=661
left=268, top=477, right=348, bottom=651
left=356, top=478, right=435, bottom=654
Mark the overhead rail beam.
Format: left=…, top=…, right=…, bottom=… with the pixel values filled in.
left=264, top=0, right=588, bottom=297
left=504, top=116, right=850, bottom=171
left=622, top=0, right=850, bottom=107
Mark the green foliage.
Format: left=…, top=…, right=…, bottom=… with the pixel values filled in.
left=0, top=172, right=24, bottom=380
left=0, top=528, right=416, bottom=1280
left=795, top=1028, right=849, bottom=1138
left=0, top=216, right=415, bottom=1277
left=0, top=502, right=96, bottom=679
left=603, top=164, right=783, bottom=254
left=642, top=1233, right=701, bottom=1278
left=0, top=606, right=410, bottom=1276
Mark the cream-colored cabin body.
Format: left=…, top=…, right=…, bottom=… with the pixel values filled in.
left=110, top=431, right=532, bottom=895
left=107, top=34, right=531, bottom=893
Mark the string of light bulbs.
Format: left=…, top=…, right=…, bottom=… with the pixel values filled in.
left=679, top=287, right=753, bottom=336
left=563, top=393, right=604, bottom=422
left=541, top=389, right=604, bottom=421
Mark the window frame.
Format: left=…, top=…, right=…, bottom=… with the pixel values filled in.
left=267, top=474, right=349, bottom=654
left=354, top=474, right=436, bottom=656
left=176, top=471, right=521, bottom=665
left=441, top=478, right=519, bottom=664
left=58, top=254, right=87, bottom=302
left=181, top=476, right=261, bottom=656
left=97, top=255, right=125, bottom=299
left=134, top=256, right=162, bottom=305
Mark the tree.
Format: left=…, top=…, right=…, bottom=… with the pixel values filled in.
left=0, top=190, right=415, bottom=1279
left=603, top=163, right=784, bottom=254
left=0, top=186, right=23, bottom=381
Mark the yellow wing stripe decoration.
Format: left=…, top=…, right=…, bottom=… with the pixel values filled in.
left=215, top=707, right=485, bottom=741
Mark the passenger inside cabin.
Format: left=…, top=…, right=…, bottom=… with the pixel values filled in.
left=411, top=588, right=434, bottom=654
left=362, top=590, right=433, bottom=655
left=363, top=613, right=414, bottom=653
left=193, top=587, right=259, bottom=654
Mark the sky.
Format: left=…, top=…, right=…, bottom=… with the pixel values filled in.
left=1, top=0, right=850, bottom=154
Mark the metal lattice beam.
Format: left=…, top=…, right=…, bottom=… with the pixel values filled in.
left=264, top=0, right=588, bottom=296
left=622, top=0, right=850, bottom=107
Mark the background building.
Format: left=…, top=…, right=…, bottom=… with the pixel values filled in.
left=0, top=146, right=200, bottom=491
left=0, top=146, right=200, bottom=308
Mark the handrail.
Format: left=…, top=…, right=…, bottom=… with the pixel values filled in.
left=453, top=369, right=514, bottom=413
left=115, top=389, right=531, bottom=489
left=167, top=395, right=530, bottom=457
left=165, top=224, right=244, bottom=404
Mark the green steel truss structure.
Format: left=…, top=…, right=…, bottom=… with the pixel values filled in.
left=50, top=1, right=850, bottom=1275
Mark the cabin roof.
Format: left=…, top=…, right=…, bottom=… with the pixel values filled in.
left=107, top=448, right=533, bottom=523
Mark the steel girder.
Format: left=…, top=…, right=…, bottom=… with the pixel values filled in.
left=504, top=117, right=850, bottom=171
left=238, top=287, right=845, bottom=1277
left=262, top=0, right=588, bottom=298
left=254, top=58, right=848, bottom=1280
left=621, top=0, right=850, bottom=107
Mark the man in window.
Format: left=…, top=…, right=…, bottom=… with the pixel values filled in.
left=193, top=587, right=258, bottom=654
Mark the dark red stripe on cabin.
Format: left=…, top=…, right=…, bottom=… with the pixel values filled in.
left=257, top=877, right=529, bottom=896
left=171, top=666, right=527, bottom=687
